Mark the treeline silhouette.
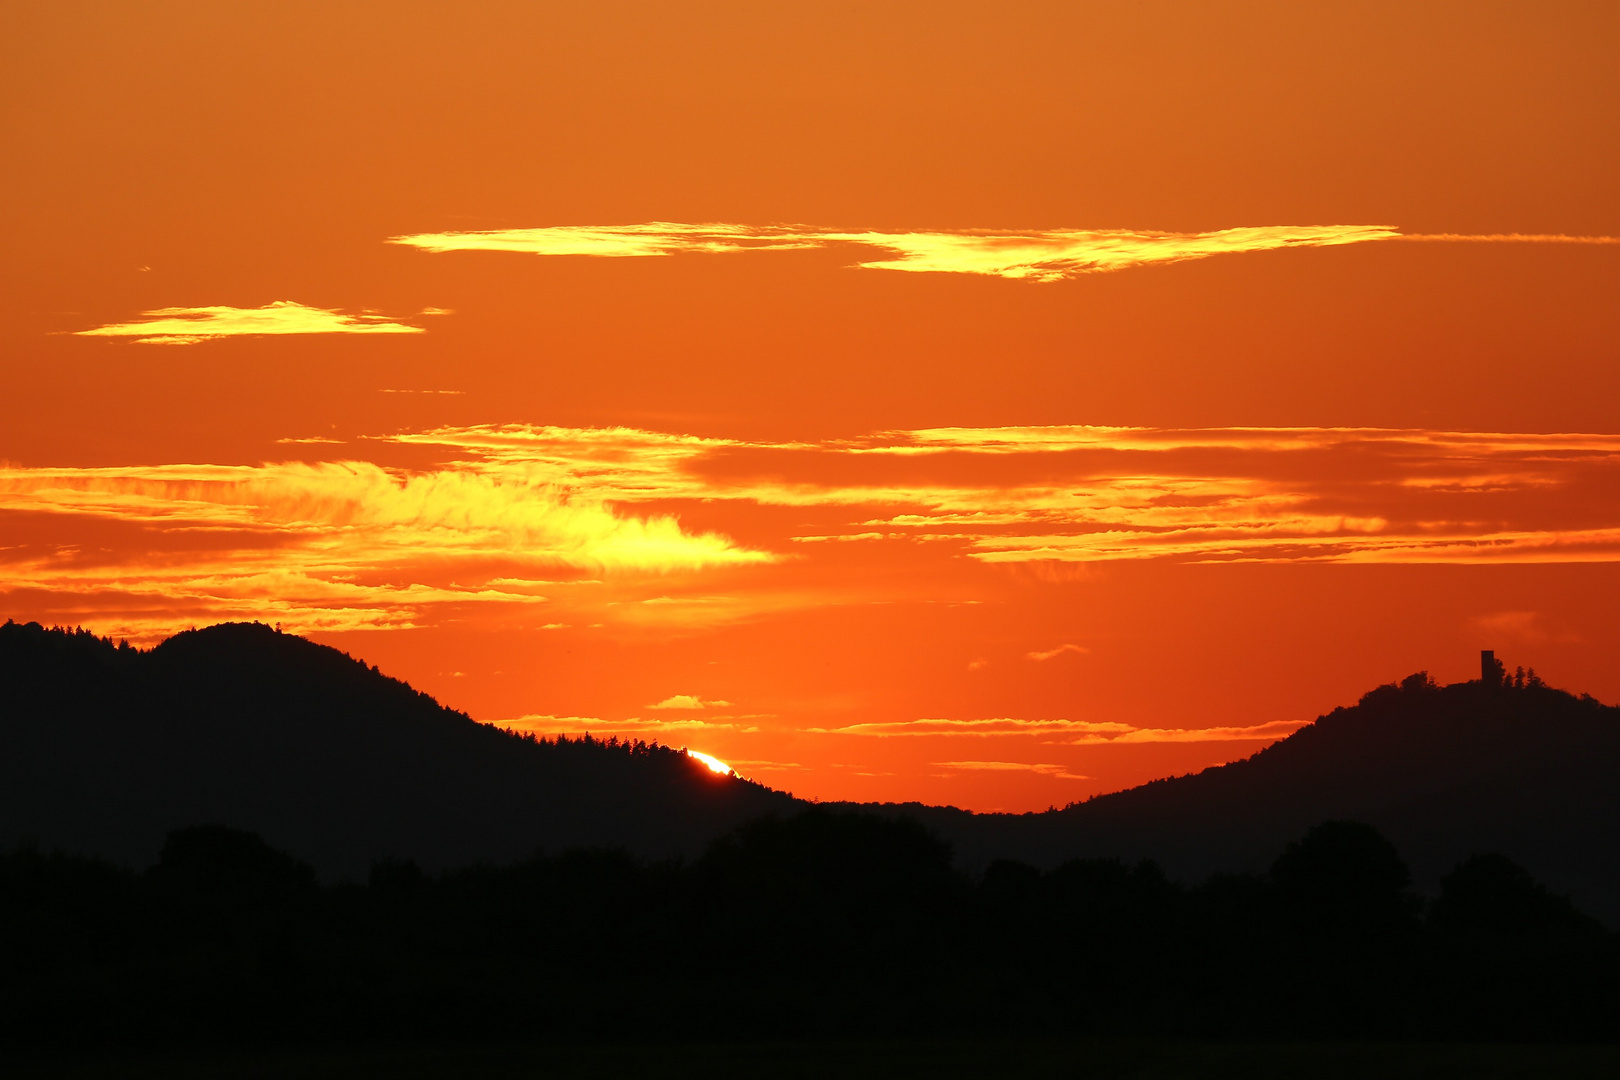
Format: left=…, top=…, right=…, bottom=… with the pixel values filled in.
left=6, top=620, right=1619, bottom=924
left=5, top=618, right=1620, bottom=1046
left=855, top=671, right=1620, bottom=924
left=0, top=620, right=792, bottom=876
left=1, top=813, right=1613, bottom=1047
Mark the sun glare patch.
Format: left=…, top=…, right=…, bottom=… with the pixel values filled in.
left=685, top=749, right=734, bottom=776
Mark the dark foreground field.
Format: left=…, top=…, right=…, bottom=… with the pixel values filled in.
left=7, top=1040, right=1620, bottom=1080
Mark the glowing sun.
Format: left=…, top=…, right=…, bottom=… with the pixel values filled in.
left=685, top=749, right=734, bottom=776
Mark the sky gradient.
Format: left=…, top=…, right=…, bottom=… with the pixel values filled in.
left=4, top=1, right=1618, bottom=809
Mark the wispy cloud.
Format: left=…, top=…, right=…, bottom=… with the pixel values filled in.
left=933, top=760, right=1090, bottom=779
left=1401, top=233, right=1620, bottom=245
left=389, top=222, right=1401, bottom=281
left=821, top=717, right=1306, bottom=744
left=1027, top=643, right=1089, bottom=661
left=1065, top=720, right=1307, bottom=745
left=647, top=694, right=732, bottom=710
left=813, top=718, right=1136, bottom=738
left=1464, top=609, right=1580, bottom=646
left=74, top=301, right=425, bottom=345
left=493, top=714, right=604, bottom=732
left=0, top=453, right=769, bottom=639
left=389, top=223, right=1618, bottom=282
left=6, top=422, right=1620, bottom=640
left=494, top=715, right=759, bottom=737
left=384, top=423, right=1620, bottom=566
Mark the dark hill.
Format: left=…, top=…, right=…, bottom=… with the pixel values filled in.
left=4, top=621, right=1618, bottom=923
left=0, top=621, right=792, bottom=878
left=876, top=674, right=1620, bottom=924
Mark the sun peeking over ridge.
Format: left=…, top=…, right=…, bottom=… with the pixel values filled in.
left=684, top=749, right=734, bottom=776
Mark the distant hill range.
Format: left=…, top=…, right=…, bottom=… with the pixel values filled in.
left=867, top=672, right=1620, bottom=924
left=0, top=621, right=793, bottom=878
left=3, top=620, right=1618, bottom=922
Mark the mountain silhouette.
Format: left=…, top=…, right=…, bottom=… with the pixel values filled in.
left=0, top=620, right=792, bottom=878
left=3, top=620, right=1617, bottom=924
left=864, top=672, right=1620, bottom=924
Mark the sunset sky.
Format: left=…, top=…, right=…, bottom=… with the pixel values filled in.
left=4, top=2, right=1618, bottom=809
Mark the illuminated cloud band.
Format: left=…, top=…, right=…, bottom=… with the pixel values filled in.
left=71, top=230, right=1618, bottom=349
left=386, top=423, right=1620, bottom=566
left=4, top=423, right=1619, bottom=639
left=389, top=223, right=1618, bottom=282
left=818, top=717, right=1306, bottom=743
left=389, top=222, right=1399, bottom=281
left=496, top=715, right=761, bottom=738
left=933, top=761, right=1092, bottom=780
left=0, top=454, right=769, bottom=638
left=75, top=301, right=425, bottom=345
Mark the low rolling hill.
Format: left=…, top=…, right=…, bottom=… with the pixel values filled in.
left=0, top=620, right=791, bottom=878
left=3, top=620, right=1617, bottom=922
left=870, top=674, right=1620, bottom=923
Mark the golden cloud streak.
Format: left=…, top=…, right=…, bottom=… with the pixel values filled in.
left=0, top=460, right=762, bottom=567
left=74, top=301, right=425, bottom=345
left=385, top=223, right=1399, bottom=281
left=0, top=455, right=768, bottom=639
left=1027, top=643, right=1089, bottom=661
left=389, top=223, right=1617, bottom=281
left=964, top=526, right=1620, bottom=566
left=647, top=694, right=732, bottom=710
left=811, top=718, right=1129, bottom=737
left=493, top=715, right=760, bottom=737
left=933, top=761, right=1091, bottom=779
left=6, top=423, right=1619, bottom=639
left=1401, top=233, right=1620, bottom=245
left=1065, top=720, right=1308, bottom=745
left=861, top=425, right=1620, bottom=455
left=833, top=225, right=1397, bottom=280
left=818, top=717, right=1305, bottom=743
left=384, top=423, right=1620, bottom=566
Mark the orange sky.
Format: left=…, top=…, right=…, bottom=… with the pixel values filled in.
left=4, top=2, right=1618, bottom=809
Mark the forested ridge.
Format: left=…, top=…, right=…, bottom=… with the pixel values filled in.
left=846, top=671, right=1620, bottom=924
left=5, top=620, right=1619, bottom=915
left=0, top=620, right=792, bottom=875
left=3, top=620, right=1619, bottom=1045
left=2, top=814, right=1614, bottom=1045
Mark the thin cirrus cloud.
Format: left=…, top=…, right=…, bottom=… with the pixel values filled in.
left=494, top=715, right=760, bottom=738
left=647, top=694, right=733, bottom=710
left=820, top=717, right=1307, bottom=743
left=1027, top=643, right=1089, bottom=661
left=5, top=423, right=1620, bottom=640
left=68, top=230, right=1619, bottom=348
left=389, top=423, right=1620, bottom=566
left=1399, top=233, right=1620, bottom=245
left=0, top=453, right=769, bottom=640
left=389, top=222, right=1400, bottom=281
left=933, top=761, right=1091, bottom=780
left=73, top=301, right=425, bottom=345
left=388, top=222, right=1619, bottom=282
